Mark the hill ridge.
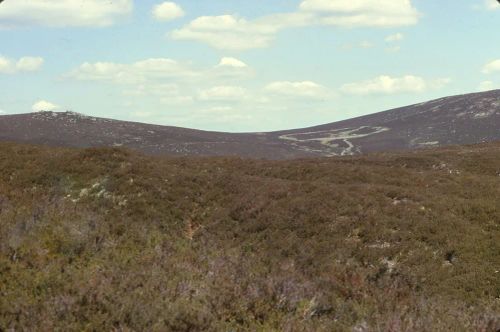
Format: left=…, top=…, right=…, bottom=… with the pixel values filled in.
left=1, top=89, right=499, bottom=159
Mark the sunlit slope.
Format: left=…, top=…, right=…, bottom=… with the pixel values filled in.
left=0, top=142, right=499, bottom=330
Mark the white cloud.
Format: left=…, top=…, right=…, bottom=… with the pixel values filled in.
left=265, top=81, right=331, bottom=99
left=153, top=2, right=185, bottom=22
left=16, top=57, right=44, bottom=71
left=482, top=59, right=500, bottom=74
left=199, top=86, right=248, bottom=102
left=66, top=58, right=198, bottom=84
left=484, top=0, right=500, bottom=10
left=340, top=75, right=450, bottom=95
left=0, top=55, right=44, bottom=74
left=212, top=57, right=253, bottom=80
left=170, top=1, right=419, bottom=50
left=385, top=32, right=404, bottom=42
left=171, top=15, right=262, bottom=50
left=217, top=57, right=248, bottom=68
left=66, top=57, right=254, bottom=84
left=477, top=81, right=498, bottom=91
left=66, top=57, right=257, bottom=109
left=170, top=14, right=308, bottom=51
left=0, top=109, right=6, bottom=115
left=0, top=57, right=13, bottom=74
left=32, top=100, right=60, bottom=112
left=299, top=0, right=419, bottom=28
left=0, top=0, right=132, bottom=28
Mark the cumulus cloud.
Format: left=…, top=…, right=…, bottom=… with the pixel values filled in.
left=32, top=100, right=60, bottom=112
left=171, top=13, right=311, bottom=51
left=66, top=58, right=198, bottom=84
left=482, top=59, right=500, bottom=74
left=66, top=57, right=253, bottom=87
left=385, top=32, right=404, bottom=42
left=484, top=0, right=500, bottom=10
left=66, top=57, right=254, bottom=106
left=211, top=57, right=253, bottom=80
left=170, top=1, right=419, bottom=50
left=340, top=75, right=450, bottom=95
left=0, top=56, right=44, bottom=74
left=0, top=57, right=12, bottom=74
left=217, top=57, right=248, bottom=68
left=265, top=81, right=332, bottom=100
left=299, top=0, right=419, bottom=27
left=199, top=86, right=248, bottom=102
left=153, top=2, right=185, bottom=21
left=0, top=0, right=132, bottom=28
left=16, top=57, right=44, bottom=71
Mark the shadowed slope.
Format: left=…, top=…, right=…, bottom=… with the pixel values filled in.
left=0, top=90, right=499, bottom=158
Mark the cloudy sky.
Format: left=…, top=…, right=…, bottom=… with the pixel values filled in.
left=0, top=0, right=499, bottom=131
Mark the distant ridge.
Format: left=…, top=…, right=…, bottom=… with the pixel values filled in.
left=1, top=90, right=499, bottom=159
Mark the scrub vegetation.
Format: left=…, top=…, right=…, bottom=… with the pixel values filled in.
left=0, top=142, right=499, bottom=331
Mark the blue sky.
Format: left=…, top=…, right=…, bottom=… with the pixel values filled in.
left=0, top=0, right=499, bottom=132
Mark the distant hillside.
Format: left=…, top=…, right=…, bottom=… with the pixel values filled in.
left=0, top=90, right=499, bottom=158
left=0, top=142, right=499, bottom=330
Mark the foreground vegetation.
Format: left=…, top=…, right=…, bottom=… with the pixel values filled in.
left=0, top=142, right=499, bottom=331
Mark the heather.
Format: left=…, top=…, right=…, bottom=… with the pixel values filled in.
left=0, top=142, right=499, bottom=331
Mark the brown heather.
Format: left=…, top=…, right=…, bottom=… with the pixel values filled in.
left=0, top=142, right=499, bottom=331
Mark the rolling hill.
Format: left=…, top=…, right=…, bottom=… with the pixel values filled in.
left=0, top=89, right=499, bottom=158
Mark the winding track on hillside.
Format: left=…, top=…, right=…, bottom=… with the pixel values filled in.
left=0, top=90, right=499, bottom=159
